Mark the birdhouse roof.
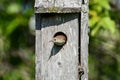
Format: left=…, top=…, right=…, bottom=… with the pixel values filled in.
left=35, top=0, right=82, bottom=13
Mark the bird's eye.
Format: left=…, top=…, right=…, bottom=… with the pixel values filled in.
left=54, top=39, right=56, bottom=41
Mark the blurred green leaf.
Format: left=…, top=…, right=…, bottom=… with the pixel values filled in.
left=98, top=0, right=110, bottom=10
left=91, top=24, right=100, bottom=36
left=100, top=17, right=116, bottom=33
left=7, top=3, right=21, bottom=14
left=89, top=12, right=99, bottom=27
left=0, top=0, right=35, bottom=80
left=3, top=70, right=22, bottom=80
left=6, top=16, right=27, bottom=36
left=89, top=55, right=98, bottom=80
left=89, top=0, right=120, bottom=80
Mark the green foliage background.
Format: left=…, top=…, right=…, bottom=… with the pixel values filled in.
left=0, top=0, right=35, bottom=80
left=89, top=0, right=120, bottom=80
left=0, top=0, right=120, bottom=80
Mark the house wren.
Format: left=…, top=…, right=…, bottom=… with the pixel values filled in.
left=51, top=34, right=67, bottom=46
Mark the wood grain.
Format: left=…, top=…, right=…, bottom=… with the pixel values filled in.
left=80, top=2, right=89, bottom=80
left=36, top=14, right=80, bottom=80
left=34, top=0, right=82, bottom=13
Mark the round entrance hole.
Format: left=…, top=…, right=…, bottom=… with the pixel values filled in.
left=52, top=32, right=67, bottom=46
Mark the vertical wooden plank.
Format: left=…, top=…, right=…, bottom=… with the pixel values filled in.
left=36, top=14, right=80, bottom=80
left=35, top=14, right=42, bottom=80
left=81, top=0, right=89, bottom=80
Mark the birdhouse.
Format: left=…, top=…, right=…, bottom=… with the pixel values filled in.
left=35, top=0, right=89, bottom=80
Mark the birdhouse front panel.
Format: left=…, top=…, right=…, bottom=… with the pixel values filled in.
left=36, top=13, right=80, bottom=80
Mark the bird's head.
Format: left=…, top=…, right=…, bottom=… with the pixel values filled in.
left=50, top=37, right=66, bottom=46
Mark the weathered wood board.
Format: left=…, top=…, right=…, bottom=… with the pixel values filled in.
left=35, top=0, right=82, bottom=13
left=36, top=14, right=80, bottom=80
left=80, top=1, right=89, bottom=80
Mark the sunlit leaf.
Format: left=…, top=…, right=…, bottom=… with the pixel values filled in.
left=92, top=5, right=102, bottom=13
left=7, top=3, right=21, bottom=14
left=100, top=17, right=116, bottom=33
left=89, top=10, right=97, bottom=17
left=89, top=16, right=99, bottom=27
left=98, top=0, right=110, bottom=10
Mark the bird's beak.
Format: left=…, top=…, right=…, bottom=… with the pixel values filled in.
left=49, top=39, right=53, bottom=42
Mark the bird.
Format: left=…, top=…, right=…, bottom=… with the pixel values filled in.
left=50, top=34, right=67, bottom=46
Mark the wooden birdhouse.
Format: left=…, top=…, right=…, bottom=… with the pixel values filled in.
left=35, top=0, right=89, bottom=80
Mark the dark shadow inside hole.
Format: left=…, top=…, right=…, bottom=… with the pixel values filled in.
left=48, top=44, right=63, bottom=60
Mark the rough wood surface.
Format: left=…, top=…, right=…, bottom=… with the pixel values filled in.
left=34, top=0, right=81, bottom=13
left=80, top=1, right=89, bottom=80
left=36, top=14, right=80, bottom=80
